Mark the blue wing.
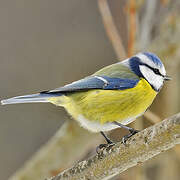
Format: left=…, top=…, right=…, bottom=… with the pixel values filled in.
left=44, top=76, right=139, bottom=94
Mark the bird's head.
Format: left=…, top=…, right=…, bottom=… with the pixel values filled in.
left=125, top=52, right=171, bottom=92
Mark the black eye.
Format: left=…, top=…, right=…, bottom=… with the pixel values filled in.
left=153, top=68, right=160, bottom=75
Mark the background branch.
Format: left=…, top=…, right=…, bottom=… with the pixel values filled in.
left=98, top=0, right=127, bottom=60
left=139, top=0, right=157, bottom=50
left=47, top=112, right=180, bottom=180
left=127, top=0, right=136, bottom=57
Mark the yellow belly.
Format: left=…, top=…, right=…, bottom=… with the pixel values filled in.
left=49, top=78, right=157, bottom=126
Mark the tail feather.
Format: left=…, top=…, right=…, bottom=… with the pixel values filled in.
left=1, top=92, right=61, bottom=105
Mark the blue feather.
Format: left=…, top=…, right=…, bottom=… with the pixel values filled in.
left=128, top=56, right=144, bottom=78
left=102, top=76, right=139, bottom=90
left=143, top=52, right=163, bottom=67
left=47, top=76, right=139, bottom=93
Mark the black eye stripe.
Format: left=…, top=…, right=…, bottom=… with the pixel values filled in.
left=140, top=63, right=163, bottom=76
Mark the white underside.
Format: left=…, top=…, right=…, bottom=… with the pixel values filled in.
left=77, top=113, right=143, bottom=133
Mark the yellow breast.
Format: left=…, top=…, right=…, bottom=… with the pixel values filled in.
left=49, top=78, right=157, bottom=126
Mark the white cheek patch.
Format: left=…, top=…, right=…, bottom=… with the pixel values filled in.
left=139, top=65, right=164, bottom=91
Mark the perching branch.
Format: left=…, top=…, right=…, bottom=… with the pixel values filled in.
left=47, top=112, right=180, bottom=180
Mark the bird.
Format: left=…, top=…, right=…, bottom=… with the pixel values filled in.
left=1, top=52, right=171, bottom=145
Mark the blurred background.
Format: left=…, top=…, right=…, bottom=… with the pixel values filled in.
left=0, top=0, right=180, bottom=180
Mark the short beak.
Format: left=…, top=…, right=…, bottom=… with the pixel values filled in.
left=164, top=75, right=172, bottom=81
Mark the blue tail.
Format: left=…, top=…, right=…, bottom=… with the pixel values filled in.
left=1, top=92, right=61, bottom=105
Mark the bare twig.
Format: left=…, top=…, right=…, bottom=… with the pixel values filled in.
left=98, top=0, right=127, bottom=60
left=47, top=112, right=180, bottom=180
left=139, top=0, right=158, bottom=49
left=151, top=0, right=180, bottom=39
left=127, top=0, right=136, bottom=57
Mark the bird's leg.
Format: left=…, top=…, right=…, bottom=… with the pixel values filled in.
left=113, top=121, right=140, bottom=144
left=96, top=131, right=114, bottom=153
left=100, top=131, right=113, bottom=144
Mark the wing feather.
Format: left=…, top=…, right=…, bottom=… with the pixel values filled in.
left=44, top=77, right=139, bottom=94
left=43, top=63, right=139, bottom=94
left=46, top=76, right=139, bottom=93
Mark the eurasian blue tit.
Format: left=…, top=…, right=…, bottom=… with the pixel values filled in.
left=1, top=52, right=171, bottom=144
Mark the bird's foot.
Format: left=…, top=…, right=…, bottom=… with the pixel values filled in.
left=96, top=131, right=115, bottom=153
left=122, top=129, right=140, bottom=144
left=96, top=142, right=115, bottom=154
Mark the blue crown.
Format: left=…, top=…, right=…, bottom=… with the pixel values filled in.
left=143, top=52, right=163, bottom=67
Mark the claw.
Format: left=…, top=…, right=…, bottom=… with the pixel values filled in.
left=122, top=129, right=140, bottom=144
left=96, top=142, right=115, bottom=153
left=96, top=143, right=108, bottom=153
